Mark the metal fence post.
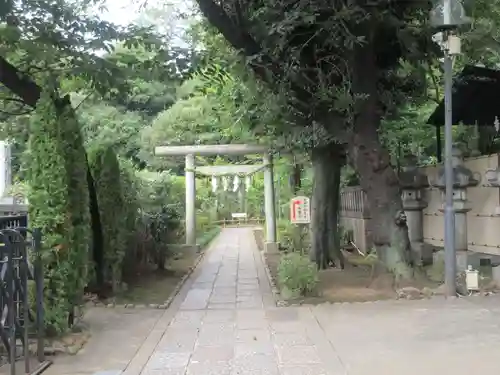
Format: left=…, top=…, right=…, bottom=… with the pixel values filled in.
left=33, top=228, right=45, bottom=362
left=20, top=231, right=30, bottom=374
left=3, top=233, right=16, bottom=375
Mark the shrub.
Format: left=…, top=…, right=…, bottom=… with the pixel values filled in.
left=277, top=220, right=310, bottom=254
left=118, top=159, right=141, bottom=279
left=197, top=226, right=221, bottom=249
left=133, top=171, right=185, bottom=269
left=58, top=100, right=92, bottom=313
left=197, top=213, right=212, bottom=235
left=89, top=146, right=126, bottom=292
left=143, top=205, right=181, bottom=269
left=277, top=253, right=319, bottom=299
left=26, top=93, right=90, bottom=334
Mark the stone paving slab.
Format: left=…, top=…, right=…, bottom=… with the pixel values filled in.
left=44, top=308, right=163, bottom=375
left=45, top=228, right=500, bottom=375
left=311, top=296, right=500, bottom=375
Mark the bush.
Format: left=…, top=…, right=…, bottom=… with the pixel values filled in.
left=277, top=253, right=318, bottom=299
left=197, top=213, right=212, bottom=235
left=197, top=226, right=221, bottom=249
left=118, top=159, right=141, bottom=279
left=26, top=93, right=91, bottom=334
left=277, top=220, right=310, bottom=254
left=142, top=205, right=182, bottom=269
left=133, top=171, right=185, bottom=269
left=89, top=146, right=126, bottom=292
left=59, top=100, right=92, bottom=311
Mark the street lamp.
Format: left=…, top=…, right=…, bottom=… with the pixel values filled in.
left=430, top=0, right=471, bottom=297
left=430, top=0, right=471, bottom=29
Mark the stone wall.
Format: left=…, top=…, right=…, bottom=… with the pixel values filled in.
left=340, top=152, right=500, bottom=258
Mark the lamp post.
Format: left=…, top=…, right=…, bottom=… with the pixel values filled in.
left=430, top=0, right=471, bottom=297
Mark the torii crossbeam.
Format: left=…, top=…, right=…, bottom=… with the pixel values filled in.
left=154, top=144, right=277, bottom=251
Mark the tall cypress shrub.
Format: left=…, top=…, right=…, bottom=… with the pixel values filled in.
left=89, top=146, right=126, bottom=291
left=118, top=158, right=140, bottom=281
left=56, top=96, right=91, bottom=324
left=26, top=92, right=91, bottom=333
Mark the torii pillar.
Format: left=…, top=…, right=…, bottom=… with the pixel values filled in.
left=263, top=153, right=277, bottom=244
left=185, top=153, right=196, bottom=246
left=154, top=144, right=277, bottom=248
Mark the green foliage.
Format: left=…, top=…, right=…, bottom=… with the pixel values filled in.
left=140, top=92, right=255, bottom=170
left=89, top=146, right=126, bottom=291
left=0, top=0, right=164, bottom=102
left=76, top=98, right=145, bottom=158
left=197, top=226, right=221, bottom=249
left=197, top=214, right=213, bottom=235
left=277, top=220, right=310, bottom=255
left=25, top=92, right=90, bottom=334
left=277, top=221, right=294, bottom=251
left=58, top=99, right=92, bottom=307
left=119, top=158, right=141, bottom=238
left=133, top=170, right=185, bottom=268
left=277, top=253, right=318, bottom=299
left=135, top=171, right=183, bottom=217
left=118, top=158, right=142, bottom=276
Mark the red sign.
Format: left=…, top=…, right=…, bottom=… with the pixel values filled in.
left=290, top=196, right=311, bottom=224
left=291, top=199, right=302, bottom=220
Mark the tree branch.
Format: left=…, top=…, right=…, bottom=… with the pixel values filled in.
left=0, top=56, right=41, bottom=108
left=194, top=0, right=310, bottom=104
left=195, top=0, right=269, bottom=76
left=0, top=97, right=34, bottom=117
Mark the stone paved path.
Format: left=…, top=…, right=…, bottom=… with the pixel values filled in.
left=48, top=228, right=500, bottom=375
left=132, top=228, right=338, bottom=375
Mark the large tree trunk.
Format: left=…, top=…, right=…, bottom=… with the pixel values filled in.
left=347, top=126, right=412, bottom=280
left=344, top=33, right=413, bottom=281
left=310, top=144, right=345, bottom=270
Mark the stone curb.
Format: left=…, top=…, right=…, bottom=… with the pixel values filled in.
left=90, top=249, right=208, bottom=310
left=259, top=249, right=288, bottom=307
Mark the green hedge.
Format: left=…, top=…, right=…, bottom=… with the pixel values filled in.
left=89, top=146, right=126, bottom=292
left=118, top=158, right=141, bottom=279
left=59, top=98, right=92, bottom=309
left=26, top=93, right=91, bottom=334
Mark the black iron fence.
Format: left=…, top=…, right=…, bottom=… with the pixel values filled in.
left=0, top=215, right=27, bottom=230
left=0, top=214, right=49, bottom=375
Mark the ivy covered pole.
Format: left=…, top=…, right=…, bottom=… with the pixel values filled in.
left=185, top=153, right=197, bottom=246
left=430, top=0, right=471, bottom=296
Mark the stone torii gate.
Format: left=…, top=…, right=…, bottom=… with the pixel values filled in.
left=154, top=144, right=277, bottom=251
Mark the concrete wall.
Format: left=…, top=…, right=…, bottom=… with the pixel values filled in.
left=340, top=154, right=500, bottom=255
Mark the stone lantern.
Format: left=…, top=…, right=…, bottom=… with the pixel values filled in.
left=399, top=155, right=430, bottom=264
left=434, top=145, right=480, bottom=271
left=485, top=166, right=500, bottom=188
